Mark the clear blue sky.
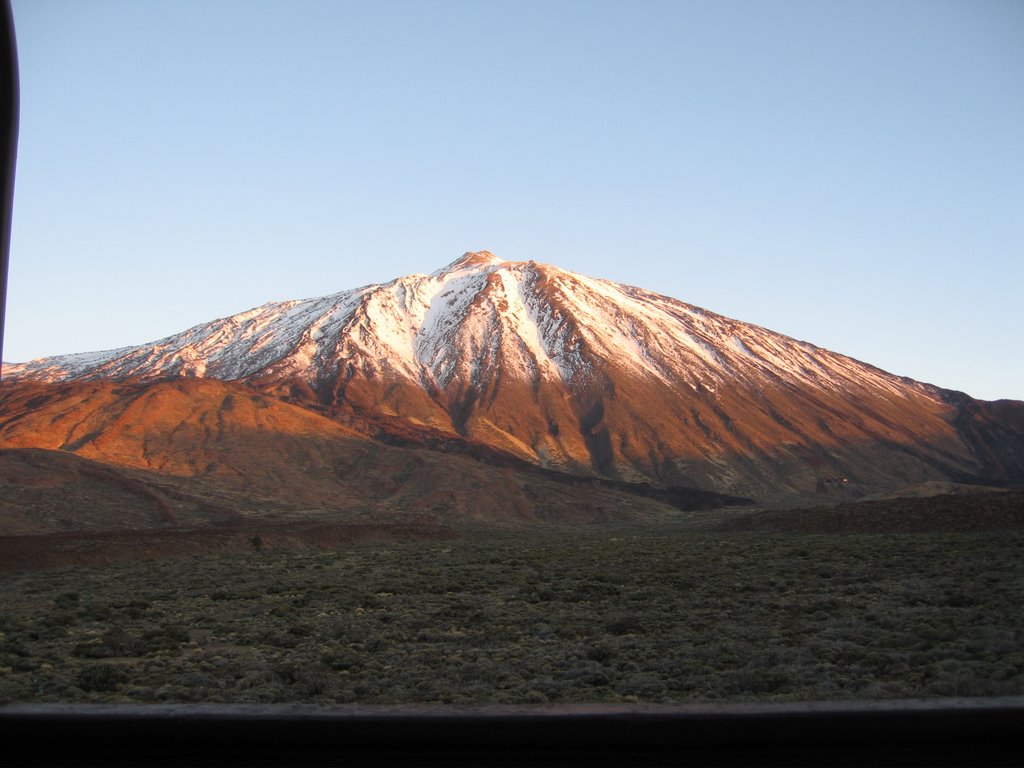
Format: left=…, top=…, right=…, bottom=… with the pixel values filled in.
left=5, top=0, right=1023, bottom=400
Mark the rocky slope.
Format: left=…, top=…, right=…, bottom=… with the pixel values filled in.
left=0, top=378, right=740, bottom=536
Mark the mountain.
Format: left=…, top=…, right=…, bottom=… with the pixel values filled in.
left=5, top=251, right=1024, bottom=501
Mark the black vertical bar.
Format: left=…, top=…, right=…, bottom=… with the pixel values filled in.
left=0, top=0, right=18, bottom=379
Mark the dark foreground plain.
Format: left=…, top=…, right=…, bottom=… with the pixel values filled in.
left=1, top=526, right=1022, bottom=705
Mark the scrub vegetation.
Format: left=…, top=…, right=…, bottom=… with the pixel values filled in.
left=1, top=528, right=1022, bottom=705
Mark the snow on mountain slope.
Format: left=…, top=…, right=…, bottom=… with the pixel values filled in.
left=3, top=251, right=934, bottom=397
left=6, top=251, right=1022, bottom=498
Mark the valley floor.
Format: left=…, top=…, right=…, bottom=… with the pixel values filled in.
left=1, top=528, right=1022, bottom=705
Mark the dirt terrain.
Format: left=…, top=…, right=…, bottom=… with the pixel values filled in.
left=716, top=489, right=1024, bottom=534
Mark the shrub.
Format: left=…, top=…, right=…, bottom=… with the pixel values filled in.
left=604, top=613, right=644, bottom=635
left=288, top=622, right=314, bottom=637
left=138, top=625, right=188, bottom=655
left=72, top=627, right=138, bottom=658
left=321, top=647, right=360, bottom=671
left=54, top=592, right=80, bottom=610
left=76, top=664, right=127, bottom=692
left=39, top=611, right=75, bottom=628
left=586, top=641, right=618, bottom=664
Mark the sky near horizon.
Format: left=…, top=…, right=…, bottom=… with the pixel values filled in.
left=4, top=0, right=1022, bottom=400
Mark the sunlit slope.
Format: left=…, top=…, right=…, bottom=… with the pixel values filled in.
left=0, top=378, right=719, bottom=532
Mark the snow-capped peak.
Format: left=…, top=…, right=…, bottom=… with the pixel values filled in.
left=4, top=250, right=935, bottom=406
left=431, top=250, right=505, bottom=277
